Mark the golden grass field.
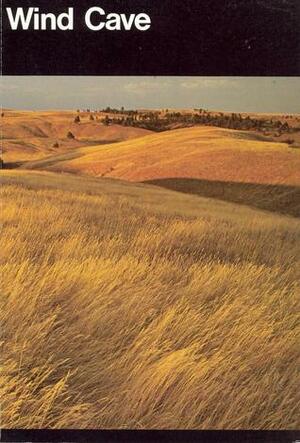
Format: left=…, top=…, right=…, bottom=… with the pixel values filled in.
left=1, top=110, right=300, bottom=430
left=1, top=170, right=300, bottom=429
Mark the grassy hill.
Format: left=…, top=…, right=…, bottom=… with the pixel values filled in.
left=1, top=110, right=151, bottom=164
left=1, top=170, right=299, bottom=429
left=51, top=126, right=300, bottom=184
left=23, top=126, right=300, bottom=216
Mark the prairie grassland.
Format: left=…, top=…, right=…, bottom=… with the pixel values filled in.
left=1, top=170, right=300, bottom=429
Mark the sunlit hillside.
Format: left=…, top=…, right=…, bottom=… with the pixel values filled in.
left=1, top=170, right=299, bottom=430
left=46, top=126, right=299, bottom=184
left=1, top=110, right=151, bottom=163
left=24, top=126, right=300, bottom=216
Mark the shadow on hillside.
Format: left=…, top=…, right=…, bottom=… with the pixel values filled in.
left=143, top=178, right=300, bottom=218
left=20, top=152, right=82, bottom=170
left=7, top=140, right=125, bottom=171
left=2, top=161, right=28, bottom=169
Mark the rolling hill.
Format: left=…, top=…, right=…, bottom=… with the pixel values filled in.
left=1, top=110, right=152, bottom=164
left=23, top=125, right=300, bottom=216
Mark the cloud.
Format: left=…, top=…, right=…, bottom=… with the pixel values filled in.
left=0, top=80, right=43, bottom=95
left=180, top=78, right=239, bottom=89
left=123, top=78, right=239, bottom=95
left=123, top=80, right=171, bottom=95
left=0, top=82, right=19, bottom=92
left=81, top=86, right=107, bottom=95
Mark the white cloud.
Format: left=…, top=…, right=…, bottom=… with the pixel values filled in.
left=0, top=82, right=19, bottom=92
left=123, top=80, right=171, bottom=95
left=180, top=78, right=239, bottom=89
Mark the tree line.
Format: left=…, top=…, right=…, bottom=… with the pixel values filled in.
left=94, top=109, right=297, bottom=135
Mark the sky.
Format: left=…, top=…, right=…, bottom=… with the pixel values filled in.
left=1, top=76, right=299, bottom=113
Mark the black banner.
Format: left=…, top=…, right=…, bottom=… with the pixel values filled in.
left=2, top=0, right=300, bottom=75
left=2, top=429, right=300, bottom=442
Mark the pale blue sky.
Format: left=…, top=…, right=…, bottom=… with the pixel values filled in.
left=1, top=76, right=299, bottom=113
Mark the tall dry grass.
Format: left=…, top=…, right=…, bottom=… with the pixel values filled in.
left=1, top=171, right=299, bottom=429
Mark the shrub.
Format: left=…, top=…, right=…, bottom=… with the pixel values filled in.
left=67, top=131, right=75, bottom=139
left=102, top=115, right=111, bottom=126
left=283, top=138, right=294, bottom=145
